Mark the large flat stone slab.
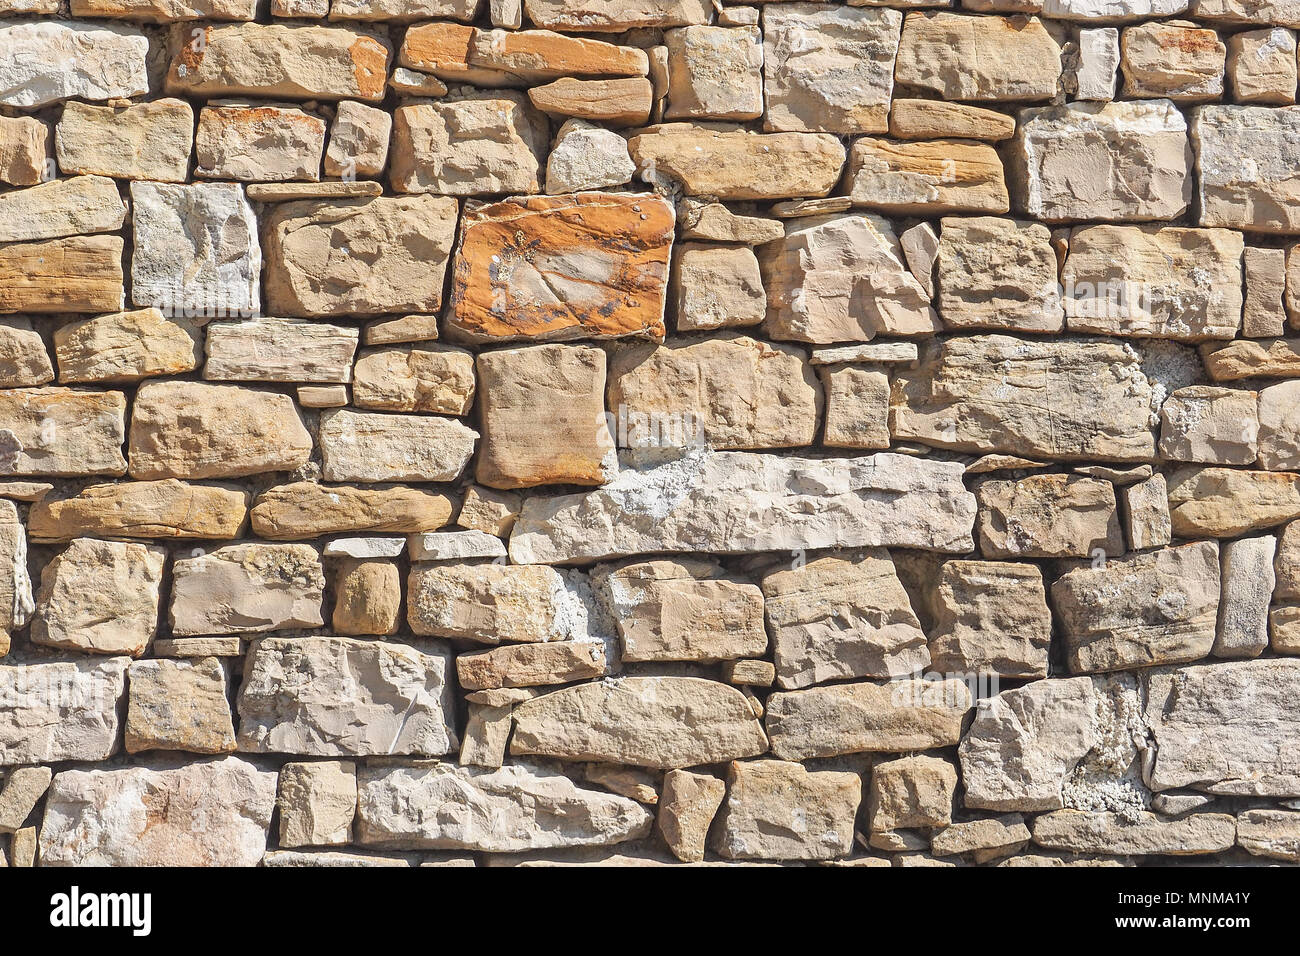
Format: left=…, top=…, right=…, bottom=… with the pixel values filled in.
left=508, top=451, right=977, bottom=564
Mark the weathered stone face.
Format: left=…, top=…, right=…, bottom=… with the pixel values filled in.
left=1144, top=659, right=1300, bottom=795
left=664, top=25, right=763, bottom=122
left=263, top=195, right=459, bottom=316
left=0, top=20, right=149, bottom=108
left=714, top=760, right=861, bottom=860
left=249, top=482, right=454, bottom=539
left=391, top=93, right=547, bottom=196
left=846, top=137, right=1010, bottom=216
left=319, top=409, right=477, bottom=484
left=0, top=658, right=128, bottom=766
left=475, top=344, right=615, bottom=488
left=1121, top=21, right=1225, bottom=102
left=447, top=193, right=674, bottom=343
left=937, top=216, right=1064, bottom=332
left=55, top=309, right=201, bottom=385
left=57, top=99, right=194, bottom=182
left=129, top=382, right=311, bottom=481
left=600, top=559, right=766, bottom=663
left=895, top=12, right=1062, bottom=102
left=39, top=758, right=277, bottom=866
left=762, top=550, right=929, bottom=689
left=765, top=678, right=973, bottom=761
left=278, top=760, right=357, bottom=849
left=1062, top=225, right=1243, bottom=340
left=0, top=236, right=125, bottom=314
left=959, top=675, right=1143, bottom=813
left=408, top=562, right=593, bottom=645
left=626, top=123, right=846, bottom=200
left=976, top=474, right=1124, bottom=559
left=892, top=335, right=1158, bottom=461
left=1193, top=105, right=1300, bottom=234
left=125, top=656, right=237, bottom=755
left=0, top=387, right=127, bottom=477
left=1052, top=541, right=1221, bottom=673
left=32, top=537, right=166, bottom=656
left=508, top=451, right=977, bottom=564
left=1011, top=100, right=1192, bottom=222
left=762, top=5, right=901, bottom=134
left=130, top=182, right=261, bottom=318
left=608, top=336, right=820, bottom=450
left=0, top=115, right=51, bottom=187
left=356, top=762, right=653, bottom=852
left=0, top=175, right=125, bottom=244
left=195, top=102, right=326, bottom=182
left=166, top=23, right=391, bottom=101
left=759, top=214, right=939, bottom=343
left=928, top=560, right=1052, bottom=680
left=170, top=542, right=324, bottom=636
left=510, top=677, right=769, bottom=768
left=238, top=636, right=458, bottom=757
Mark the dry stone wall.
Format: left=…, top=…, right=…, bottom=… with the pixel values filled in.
left=1, top=0, right=1299, bottom=868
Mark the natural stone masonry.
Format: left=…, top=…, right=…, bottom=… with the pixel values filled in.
left=1, top=0, right=1297, bottom=870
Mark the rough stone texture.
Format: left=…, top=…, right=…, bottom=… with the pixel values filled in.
left=1011, top=100, right=1191, bottom=223
left=510, top=678, right=769, bottom=768
left=129, top=382, right=311, bottom=480
left=39, top=758, right=276, bottom=866
left=196, top=102, right=327, bottom=182
left=1061, top=225, right=1243, bottom=340
left=1144, top=659, right=1300, bottom=795
left=891, top=335, right=1157, bottom=462
left=238, top=636, right=457, bottom=757
left=868, top=754, right=957, bottom=832
left=608, top=336, right=820, bottom=450
left=766, top=678, right=973, bottom=761
left=3, top=0, right=1298, bottom=870
left=845, top=137, right=1010, bottom=216
left=601, top=559, right=766, bottom=663
left=1052, top=541, right=1221, bottom=673
left=357, top=762, right=654, bottom=852
left=0, top=658, right=128, bottom=766
left=0, top=20, right=149, bottom=108
left=278, top=760, right=357, bottom=848
left=762, top=5, right=901, bottom=134
left=509, top=451, right=977, bottom=564
left=713, top=759, right=861, bottom=861
left=0, top=175, right=125, bottom=244
left=263, top=195, right=459, bottom=316
left=170, top=542, right=324, bottom=636
left=657, top=769, right=724, bottom=863
left=928, top=560, right=1052, bottom=680
left=166, top=23, right=391, bottom=101
left=959, top=675, right=1144, bottom=812
left=32, top=538, right=165, bottom=657
left=125, top=656, right=237, bottom=754
left=976, top=474, right=1123, bottom=559
left=1121, top=21, right=1225, bottom=102
left=390, top=94, right=546, bottom=196
left=759, top=214, right=938, bottom=343
left=895, top=12, right=1062, bottom=102
left=626, top=124, right=846, bottom=200
left=250, top=483, right=454, bottom=539
left=762, top=550, right=930, bottom=689
left=55, top=309, right=201, bottom=385
left=319, top=409, right=477, bottom=484
left=446, top=193, right=674, bottom=343
left=0, top=387, right=127, bottom=477
left=28, top=480, right=249, bottom=542
left=1193, top=105, right=1300, bottom=233
left=475, top=344, right=615, bottom=488
left=937, top=216, right=1064, bottom=332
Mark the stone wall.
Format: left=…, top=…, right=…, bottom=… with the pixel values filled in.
left=1, top=0, right=1298, bottom=868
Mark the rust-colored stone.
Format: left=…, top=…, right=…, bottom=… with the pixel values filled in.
left=445, top=192, right=674, bottom=343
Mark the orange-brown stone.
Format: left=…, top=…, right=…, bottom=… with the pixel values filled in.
left=445, top=192, right=674, bottom=343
